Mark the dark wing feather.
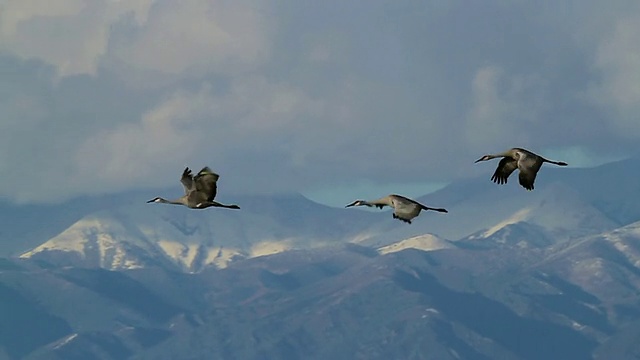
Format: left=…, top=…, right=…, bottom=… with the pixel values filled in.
left=391, top=194, right=437, bottom=211
left=517, top=155, right=543, bottom=191
left=491, top=157, right=518, bottom=185
left=180, top=168, right=194, bottom=194
left=194, top=167, right=220, bottom=201
left=394, top=194, right=427, bottom=209
left=391, top=194, right=416, bottom=204
left=392, top=213, right=411, bottom=224
left=518, top=171, right=537, bottom=190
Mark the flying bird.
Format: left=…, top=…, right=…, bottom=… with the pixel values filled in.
left=345, top=194, right=448, bottom=224
left=475, top=148, right=568, bottom=190
left=147, top=167, right=240, bottom=209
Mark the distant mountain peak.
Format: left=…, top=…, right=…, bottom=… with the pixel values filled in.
left=378, top=234, right=454, bottom=255
left=17, top=194, right=379, bottom=272
left=481, top=208, right=533, bottom=238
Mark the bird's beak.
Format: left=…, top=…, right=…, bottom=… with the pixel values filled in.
left=345, top=201, right=358, bottom=208
left=146, top=199, right=155, bottom=203
left=474, top=157, right=484, bottom=163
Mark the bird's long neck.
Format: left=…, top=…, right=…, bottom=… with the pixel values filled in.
left=158, top=197, right=184, bottom=205
left=481, top=153, right=507, bottom=161
left=369, top=197, right=393, bottom=208
left=495, top=150, right=516, bottom=159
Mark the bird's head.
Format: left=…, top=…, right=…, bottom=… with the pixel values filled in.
left=474, top=155, right=493, bottom=163
left=146, top=197, right=164, bottom=203
left=345, top=200, right=366, bottom=208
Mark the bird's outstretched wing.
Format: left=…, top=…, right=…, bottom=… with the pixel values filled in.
left=518, top=170, right=537, bottom=190
left=491, top=157, right=518, bottom=185
left=194, top=167, right=220, bottom=201
left=516, top=154, right=543, bottom=191
left=180, top=168, right=195, bottom=194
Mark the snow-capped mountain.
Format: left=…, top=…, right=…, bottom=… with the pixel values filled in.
left=416, top=179, right=617, bottom=241
left=462, top=221, right=555, bottom=249
left=16, top=157, right=640, bottom=273
left=8, top=234, right=640, bottom=359
left=377, top=234, right=454, bottom=254
left=535, top=220, right=640, bottom=303
left=20, top=194, right=381, bottom=272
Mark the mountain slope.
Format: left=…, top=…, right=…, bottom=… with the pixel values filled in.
left=20, top=194, right=379, bottom=272
left=14, top=157, right=640, bottom=275
left=8, top=228, right=640, bottom=360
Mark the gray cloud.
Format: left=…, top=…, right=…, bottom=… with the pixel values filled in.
left=1, top=0, right=640, bottom=203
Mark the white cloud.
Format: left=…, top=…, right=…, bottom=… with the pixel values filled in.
left=70, top=76, right=326, bottom=197
left=74, top=86, right=212, bottom=187
left=465, top=66, right=549, bottom=152
left=1, top=1, right=640, bottom=203
left=0, top=0, right=155, bottom=76
left=106, top=1, right=270, bottom=76
left=0, top=0, right=267, bottom=78
left=591, top=12, right=640, bottom=135
left=466, top=66, right=512, bottom=147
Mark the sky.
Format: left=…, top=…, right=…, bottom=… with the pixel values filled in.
left=1, top=0, right=639, bottom=206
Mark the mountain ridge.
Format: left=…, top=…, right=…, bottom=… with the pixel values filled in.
left=16, top=156, right=640, bottom=273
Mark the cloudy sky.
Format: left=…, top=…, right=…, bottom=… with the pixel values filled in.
left=1, top=0, right=639, bottom=205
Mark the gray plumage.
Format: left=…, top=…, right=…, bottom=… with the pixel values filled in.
left=345, top=194, right=448, bottom=224
left=475, top=148, right=568, bottom=190
left=147, top=167, right=240, bottom=209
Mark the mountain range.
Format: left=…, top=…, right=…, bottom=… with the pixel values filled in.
left=2, top=157, right=640, bottom=358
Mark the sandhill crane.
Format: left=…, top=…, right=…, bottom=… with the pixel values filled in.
left=345, top=194, right=448, bottom=224
left=147, top=167, right=240, bottom=209
left=475, top=148, right=568, bottom=190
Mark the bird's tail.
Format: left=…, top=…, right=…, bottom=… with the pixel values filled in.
left=422, top=205, right=448, bottom=213
left=542, top=158, right=568, bottom=166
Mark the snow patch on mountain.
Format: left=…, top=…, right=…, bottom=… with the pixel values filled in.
left=204, top=247, right=243, bottom=269
left=463, top=221, right=555, bottom=249
left=535, top=220, right=640, bottom=304
left=460, top=183, right=617, bottom=249
left=482, top=208, right=532, bottom=238
left=250, top=240, right=293, bottom=257
left=20, top=216, right=148, bottom=270
left=21, top=218, right=99, bottom=257
left=601, top=222, right=640, bottom=267
left=378, top=234, right=454, bottom=255
left=347, top=231, right=380, bottom=244
left=156, top=241, right=202, bottom=269
left=53, top=333, right=78, bottom=350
